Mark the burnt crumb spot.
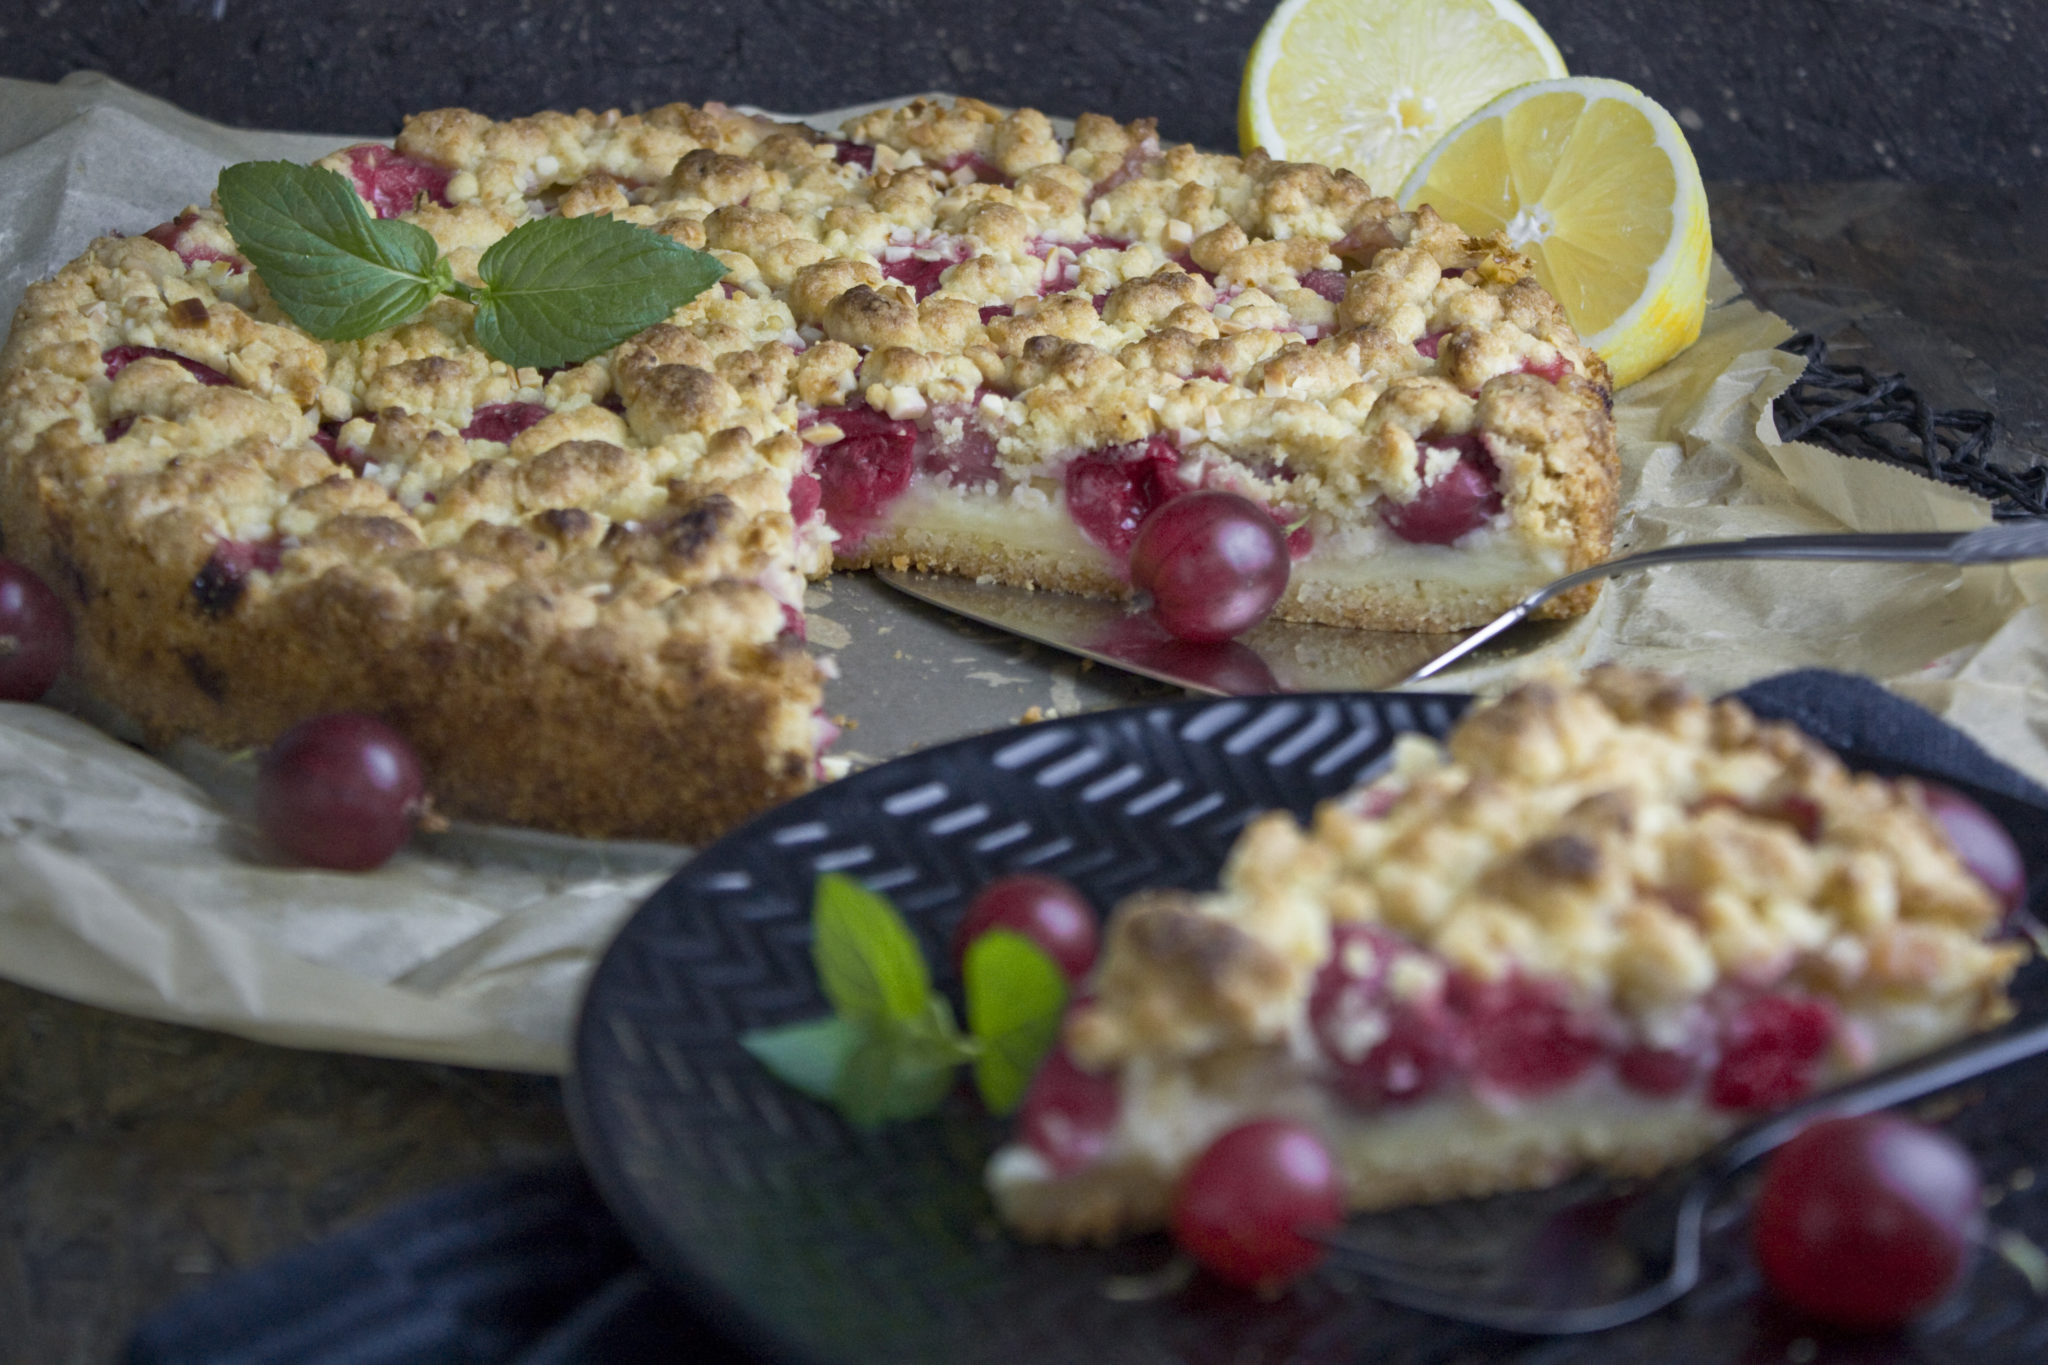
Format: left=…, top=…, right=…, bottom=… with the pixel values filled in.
left=179, top=649, right=227, bottom=702
left=46, top=532, right=89, bottom=602
left=659, top=495, right=736, bottom=563
left=1125, top=895, right=1264, bottom=984
left=538, top=507, right=596, bottom=540
left=1564, top=789, right=1636, bottom=836
left=1525, top=833, right=1604, bottom=882
left=191, top=554, right=245, bottom=617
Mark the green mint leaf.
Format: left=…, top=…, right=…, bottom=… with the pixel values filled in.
left=834, top=1000, right=969, bottom=1128
left=964, top=930, right=1068, bottom=1115
left=740, top=1015, right=861, bottom=1104
left=469, top=215, right=725, bottom=369
left=216, top=161, right=447, bottom=341
left=811, top=873, right=932, bottom=1025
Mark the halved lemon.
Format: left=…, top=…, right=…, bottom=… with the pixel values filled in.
left=1397, top=76, right=1711, bottom=389
left=1239, top=0, right=1567, bottom=198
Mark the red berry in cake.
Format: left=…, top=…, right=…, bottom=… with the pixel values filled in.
left=1018, top=1044, right=1121, bottom=1176
left=951, top=873, right=1099, bottom=981
left=1919, top=783, right=2026, bottom=916
left=1310, top=925, right=1463, bottom=1107
left=1128, top=490, right=1290, bottom=642
left=0, top=558, right=72, bottom=702
left=1171, top=1119, right=1344, bottom=1290
left=1615, top=1044, right=1702, bottom=1098
left=805, top=407, right=917, bottom=546
left=102, top=345, right=233, bottom=387
left=1752, top=1114, right=1982, bottom=1328
left=342, top=145, right=453, bottom=219
left=788, top=472, right=823, bottom=526
left=879, top=256, right=951, bottom=300
left=1298, top=269, right=1348, bottom=304
left=1381, top=434, right=1502, bottom=545
left=256, top=713, right=427, bottom=871
left=1709, top=993, right=1835, bottom=1111
left=460, top=402, right=551, bottom=443
left=142, top=210, right=245, bottom=273
left=1064, top=437, right=1183, bottom=561
left=1760, top=792, right=1824, bottom=842
left=1460, top=975, right=1604, bottom=1097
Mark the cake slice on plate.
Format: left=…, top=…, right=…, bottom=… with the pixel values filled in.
left=989, top=668, right=2027, bottom=1242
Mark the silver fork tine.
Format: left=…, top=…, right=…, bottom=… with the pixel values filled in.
left=1313, top=1012, right=2048, bottom=1334
left=1406, top=523, right=2048, bottom=685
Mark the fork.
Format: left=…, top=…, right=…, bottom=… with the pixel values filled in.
left=1407, top=520, right=2048, bottom=684
left=1315, top=1010, right=2048, bottom=1335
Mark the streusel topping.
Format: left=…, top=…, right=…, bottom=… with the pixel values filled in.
left=4, top=97, right=1613, bottom=621
left=1071, top=668, right=2022, bottom=1068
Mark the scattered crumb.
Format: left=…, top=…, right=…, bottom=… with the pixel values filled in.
left=1996, top=1228, right=2048, bottom=1294
left=1020, top=706, right=1062, bottom=724
left=1916, top=1091, right=1973, bottom=1124
left=818, top=755, right=853, bottom=782
left=832, top=713, right=858, bottom=731
left=1100, top=1254, right=1195, bottom=1302
left=416, top=798, right=451, bottom=835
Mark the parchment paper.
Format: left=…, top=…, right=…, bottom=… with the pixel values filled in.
left=0, top=74, right=2037, bottom=1074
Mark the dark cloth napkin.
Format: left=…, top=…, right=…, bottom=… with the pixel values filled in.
left=125, top=1159, right=750, bottom=1365
left=124, top=670, right=2048, bottom=1365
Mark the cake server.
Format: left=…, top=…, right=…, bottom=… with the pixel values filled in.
left=876, top=520, right=2048, bottom=695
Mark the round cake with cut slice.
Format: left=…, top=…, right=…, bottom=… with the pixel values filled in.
left=988, top=668, right=2028, bottom=1243
left=0, top=96, right=1618, bottom=842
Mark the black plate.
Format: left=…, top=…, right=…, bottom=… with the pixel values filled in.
left=568, top=689, right=2048, bottom=1365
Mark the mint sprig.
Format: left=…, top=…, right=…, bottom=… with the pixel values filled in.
left=215, top=160, right=724, bottom=369
left=965, top=929, right=1068, bottom=1114
left=741, top=874, right=1069, bottom=1128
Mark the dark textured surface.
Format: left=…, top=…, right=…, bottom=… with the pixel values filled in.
left=0, top=0, right=2042, bottom=186
left=1712, top=182, right=2048, bottom=465
left=0, top=979, right=573, bottom=1365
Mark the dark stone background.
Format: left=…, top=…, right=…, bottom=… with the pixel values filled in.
left=0, top=0, right=2041, bottom=187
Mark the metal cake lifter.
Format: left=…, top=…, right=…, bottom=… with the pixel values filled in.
left=878, top=521, right=2048, bottom=695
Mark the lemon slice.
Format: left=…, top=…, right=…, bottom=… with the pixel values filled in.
left=1397, top=77, right=1711, bottom=389
left=1239, top=0, right=1567, bottom=197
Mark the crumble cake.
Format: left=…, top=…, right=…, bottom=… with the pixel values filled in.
left=989, top=668, right=2027, bottom=1243
left=0, top=96, right=1617, bottom=841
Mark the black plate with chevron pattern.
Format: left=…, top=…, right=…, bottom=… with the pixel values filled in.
left=568, top=689, right=2048, bottom=1365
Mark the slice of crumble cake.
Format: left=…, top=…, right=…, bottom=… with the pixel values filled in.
left=0, top=96, right=1618, bottom=841
left=988, top=668, right=2027, bottom=1242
